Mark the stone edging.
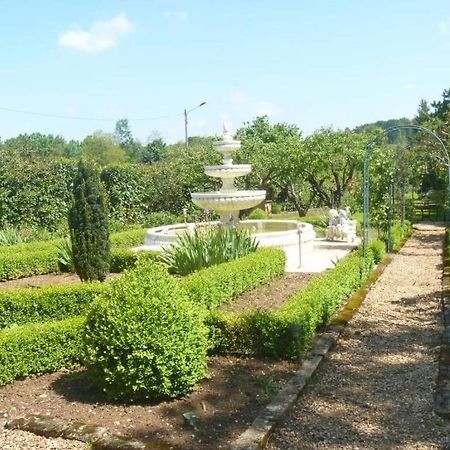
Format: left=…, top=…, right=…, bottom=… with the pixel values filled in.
left=434, top=231, right=450, bottom=418
left=228, top=260, right=390, bottom=450
left=2, top=414, right=176, bottom=450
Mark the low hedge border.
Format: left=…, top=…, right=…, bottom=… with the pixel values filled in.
left=0, top=251, right=161, bottom=328
left=0, top=249, right=60, bottom=282
left=0, top=230, right=152, bottom=281
left=0, top=316, right=84, bottom=386
left=207, top=249, right=375, bottom=359
left=179, top=248, right=286, bottom=309
left=0, top=283, right=105, bottom=329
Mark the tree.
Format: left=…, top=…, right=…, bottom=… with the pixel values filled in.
left=82, top=131, right=128, bottom=165
left=303, top=128, right=369, bottom=208
left=141, top=137, right=166, bottom=164
left=235, top=116, right=312, bottom=214
left=69, top=160, right=110, bottom=281
left=2, top=133, right=68, bottom=158
left=114, top=119, right=143, bottom=161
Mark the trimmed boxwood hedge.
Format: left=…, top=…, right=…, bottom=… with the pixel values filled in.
left=0, top=283, right=105, bottom=329
left=179, top=248, right=286, bottom=309
left=207, top=249, right=375, bottom=359
left=0, top=316, right=84, bottom=385
left=0, top=229, right=151, bottom=281
left=0, top=249, right=60, bottom=281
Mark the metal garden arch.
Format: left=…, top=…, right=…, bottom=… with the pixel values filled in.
left=362, top=125, right=450, bottom=257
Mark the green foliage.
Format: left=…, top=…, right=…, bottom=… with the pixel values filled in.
left=83, top=260, right=209, bottom=400
left=160, top=225, right=259, bottom=276
left=82, top=132, right=128, bottom=165
left=0, top=248, right=60, bottom=281
left=101, top=165, right=150, bottom=223
left=69, top=161, right=110, bottom=281
left=56, top=236, right=74, bottom=272
left=0, top=283, right=104, bottom=329
left=207, top=250, right=375, bottom=359
left=247, top=208, right=267, bottom=220
left=0, top=158, right=76, bottom=231
left=368, top=239, right=386, bottom=263
left=0, top=230, right=149, bottom=280
left=0, top=316, right=84, bottom=385
left=179, top=248, right=285, bottom=309
left=109, top=228, right=147, bottom=248
left=0, top=225, right=26, bottom=246
left=388, top=220, right=412, bottom=251
left=144, top=211, right=180, bottom=227
left=109, top=248, right=161, bottom=272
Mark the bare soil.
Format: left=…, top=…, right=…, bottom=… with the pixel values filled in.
left=0, top=272, right=120, bottom=290
left=0, top=270, right=311, bottom=449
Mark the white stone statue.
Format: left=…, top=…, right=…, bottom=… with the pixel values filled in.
left=326, top=207, right=356, bottom=243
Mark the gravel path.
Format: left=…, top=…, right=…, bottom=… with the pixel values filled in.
left=0, top=428, right=86, bottom=449
left=268, top=229, right=450, bottom=449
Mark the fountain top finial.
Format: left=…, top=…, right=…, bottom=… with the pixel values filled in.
left=222, top=121, right=233, bottom=141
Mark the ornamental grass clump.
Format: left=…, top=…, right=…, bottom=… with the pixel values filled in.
left=160, top=224, right=259, bottom=276
left=82, top=259, right=209, bottom=401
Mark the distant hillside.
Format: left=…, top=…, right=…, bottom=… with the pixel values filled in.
left=354, top=117, right=414, bottom=144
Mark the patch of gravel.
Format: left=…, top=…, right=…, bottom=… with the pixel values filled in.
left=267, top=229, right=450, bottom=449
left=0, top=428, right=86, bottom=449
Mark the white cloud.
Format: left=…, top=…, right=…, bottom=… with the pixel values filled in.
left=439, top=21, right=449, bottom=35
left=162, top=10, right=188, bottom=21
left=403, top=83, right=416, bottom=90
left=59, top=13, right=133, bottom=53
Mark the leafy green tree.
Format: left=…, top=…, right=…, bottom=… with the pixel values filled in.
left=69, top=160, right=110, bottom=281
left=235, top=116, right=314, bottom=214
left=82, top=131, right=128, bottom=165
left=303, top=128, right=370, bottom=208
left=141, top=137, right=166, bottom=164
left=2, top=133, right=69, bottom=158
left=114, top=119, right=143, bottom=161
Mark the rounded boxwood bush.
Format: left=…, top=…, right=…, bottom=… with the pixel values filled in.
left=82, top=259, right=209, bottom=401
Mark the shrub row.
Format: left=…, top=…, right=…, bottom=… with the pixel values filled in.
left=0, top=229, right=151, bottom=281
left=0, top=249, right=61, bottom=281
left=0, top=283, right=105, bottom=329
left=0, top=250, right=162, bottom=327
left=179, top=248, right=286, bottom=309
left=0, top=316, right=84, bottom=385
left=207, top=249, right=375, bottom=359
left=109, top=229, right=147, bottom=248
left=0, top=229, right=147, bottom=255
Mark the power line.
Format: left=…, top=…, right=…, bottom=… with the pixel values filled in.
left=0, top=106, right=183, bottom=122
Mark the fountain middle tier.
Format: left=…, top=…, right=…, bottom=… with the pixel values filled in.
left=191, top=189, right=266, bottom=221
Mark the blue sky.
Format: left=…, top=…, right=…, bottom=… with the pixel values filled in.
left=0, top=0, right=449, bottom=143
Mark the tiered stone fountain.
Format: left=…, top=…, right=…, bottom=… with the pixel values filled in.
left=190, top=124, right=266, bottom=222
left=143, top=124, right=315, bottom=261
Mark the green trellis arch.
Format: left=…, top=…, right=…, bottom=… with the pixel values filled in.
left=363, top=125, right=450, bottom=256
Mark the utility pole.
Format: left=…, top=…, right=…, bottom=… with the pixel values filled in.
left=184, top=101, right=206, bottom=147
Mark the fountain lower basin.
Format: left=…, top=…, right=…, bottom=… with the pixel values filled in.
left=143, top=219, right=316, bottom=251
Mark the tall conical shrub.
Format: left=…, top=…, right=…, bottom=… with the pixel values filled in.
left=69, top=160, right=110, bottom=281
